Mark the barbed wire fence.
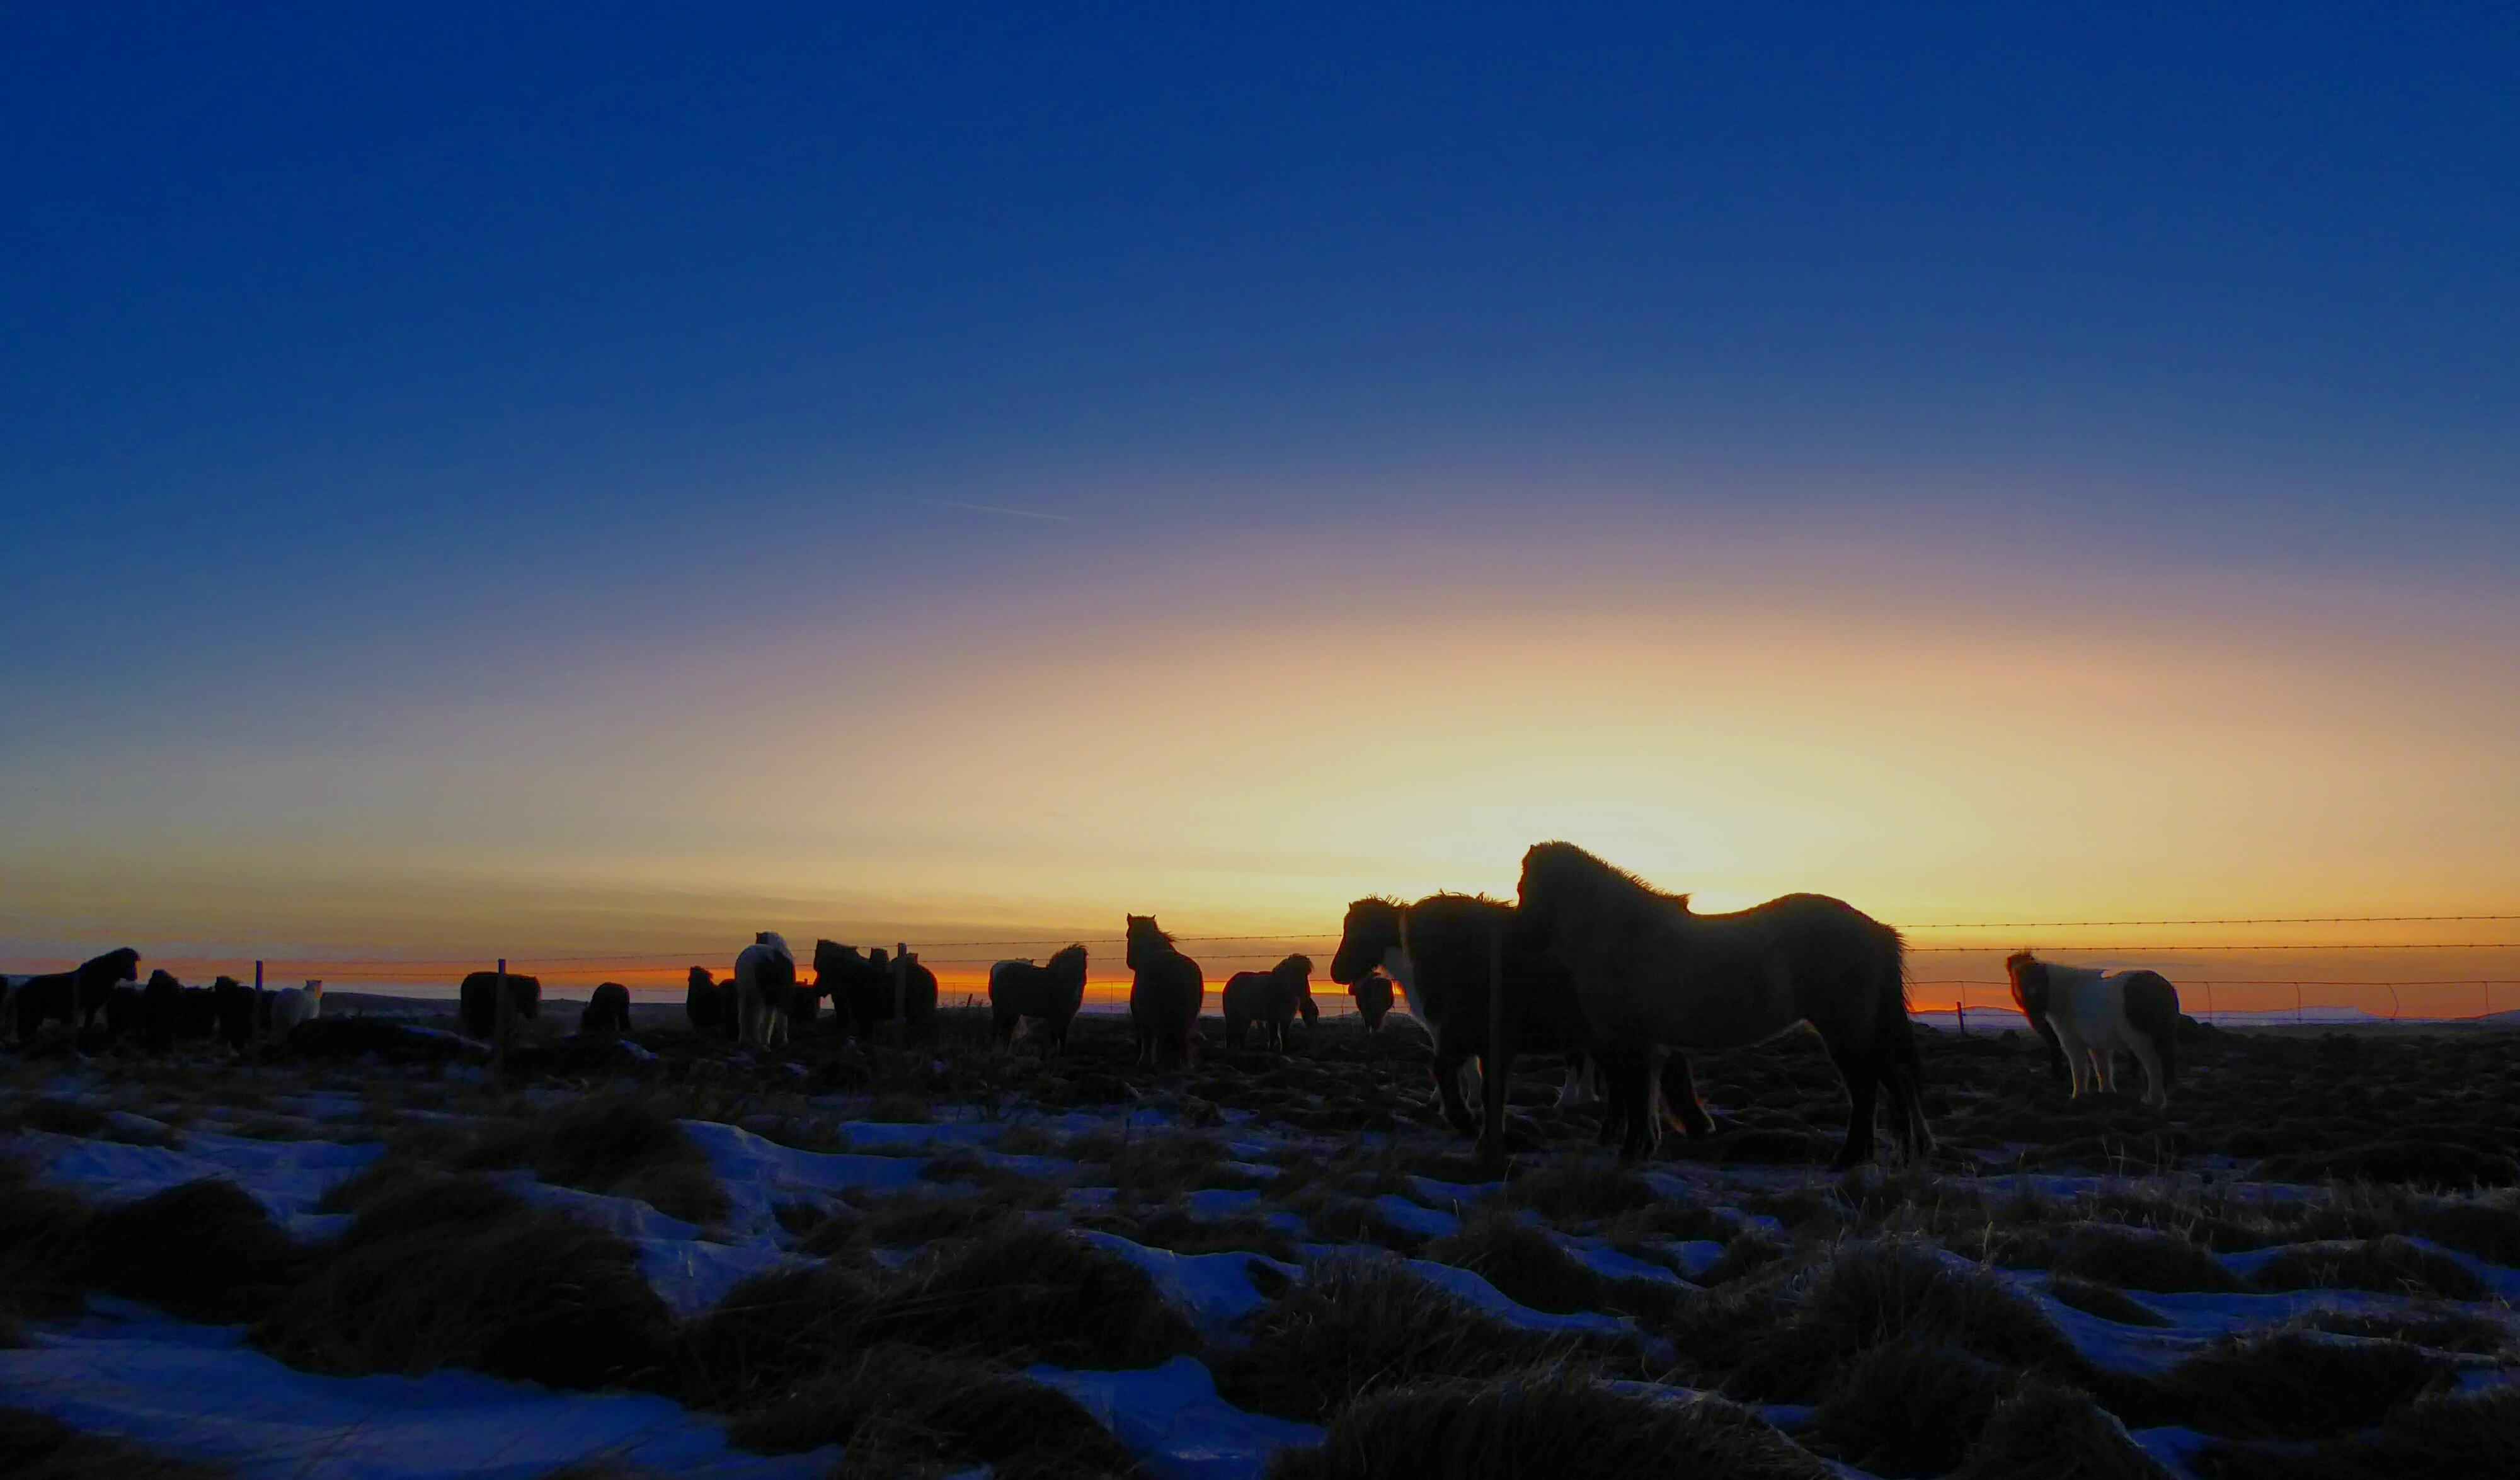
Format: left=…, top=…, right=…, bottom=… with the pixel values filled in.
left=8, top=912, right=2517, bottom=1027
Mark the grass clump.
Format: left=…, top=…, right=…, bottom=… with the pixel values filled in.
left=450, top=1091, right=728, bottom=1225
left=2276, top=1305, right=2512, bottom=1356
left=2045, top=1225, right=2242, bottom=1294
left=2245, top=1236, right=2490, bottom=1301
left=726, top=1343, right=1136, bottom=1479
left=1945, top=1376, right=2175, bottom=1480
left=1702, top=1238, right=2082, bottom=1401
left=256, top=1173, right=673, bottom=1390
left=682, top=1224, right=1193, bottom=1408
left=1215, top=1260, right=1636, bottom=1423
left=1076, top=1202, right=1303, bottom=1263
left=1503, top=1160, right=1657, bottom=1223
left=2042, top=1273, right=2172, bottom=1327
left=2414, top=1199, right=2520, bottom=1264
left=2157, top=1330, right=2456, bottom=1440
left=0, top=1408, right=233, bottom=1478
left=74, top=1179, right=306, bottom=1324
left=1808, top=1342, right=2010, bottom=1477
left=1424, top=1207, right=1680, bottom=1322
left=1266, top=1370, right=1828, bottom=1480
left=2196, top=1385, right=2520, bottom=1480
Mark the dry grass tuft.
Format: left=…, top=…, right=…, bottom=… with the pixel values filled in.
left=1808, top=1341, right=2010, bottom=1477
left=450, top=1091, right=729, bottom=1225
left=0, top=1407, right=233, bottom=1478
left=2156, top=1330, right=2456, bottom=1440
left=256, top=1173, right=673, bottom=1390
left=1215, top=1259, right=1641, bottom=1423
left=725, top=1343, right=1136, bottom=1479
left=1945, top=1376, right=2175, bottom=1480
left=73, top=1179, right=306, bottom=1324
left=1266, top=1370, right=1828, bottom=1480
left=1425, top=1207, right=1681, bottom=1322
left=2245, top=1235, right=2490, bottom=1301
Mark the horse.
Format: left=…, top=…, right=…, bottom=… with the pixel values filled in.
left=11, top=948, right=142, bottom=1043
left=102, top=985, right=142, bottom=1041
left=988, top=944, right=1090, bottom=1054
left=457, top=970, right=542, bottom=1040
left=1125, top=915, right=1205, bottom=1069
left=580, top=982, right=633, bottom=1036
left=813, top=941, right=876, bottom=1036
left=1513, top=842, right=1932, bottom=1168
left=1222, top=954, right=1315, bottom=1052
left=176, top=982, right=220, bottom=1041
left=2004, top=951, right=2180, bottom=1108
left=685, top=967, right=735, bottom=1038
left=735, top=932, right=798, bottom=1049
left=1349, top=971, right=1396, bottom=1031
left=1330, top=894, right=1648, bottom=1156
left=211, top=976, right=256, bottom=1050
left=270, top=980, right=324, bottom=1036
left=139, top=970, right=185, bottom=1052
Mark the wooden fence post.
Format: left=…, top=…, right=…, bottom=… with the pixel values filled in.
left=254, top=960, right=265, bottom=1046
left=495, top=957, right=510, bottom=1079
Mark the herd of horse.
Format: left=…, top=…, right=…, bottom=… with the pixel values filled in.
left=2, top=842, right=2190, bottom=1168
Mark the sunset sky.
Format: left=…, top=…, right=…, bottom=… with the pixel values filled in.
left=5, top=8, right=2516, bottom=1011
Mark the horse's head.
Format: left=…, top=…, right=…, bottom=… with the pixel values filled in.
left=88, top=948, right=142, bottom=987
left=2003, top=951, right=2048, bottom=1018
left=1512, top=844, right=1580, bottom=955
left=1329, top=898, right=1400, bottom=984
left=755, top=931, right=792, bottom=958
left=146, top=970, right=181, bottom=992
left=1046, top=944, right=1089, bottom=985
left=1125, top=914, right=1171, bottom=970
left=1274, top=953, right=1313, bottom=984
left=812, top=939, right=859, bottom=977
left=689, top=966, right=714, bottom=990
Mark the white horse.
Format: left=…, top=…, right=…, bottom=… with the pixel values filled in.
left=270, top=980, right=323, bottom=1035
left=2005, top=952, right=2180, bottom=1108
left=735, top=932, right=797, bottom=1050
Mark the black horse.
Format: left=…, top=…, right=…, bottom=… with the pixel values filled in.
left=458, top=970, right=542, bottom=1040
left=815, top=941, right=937, bottom=1040
left=988, top=944, right=1090, bottom=1054
left=685, top=967, right=735, bottom=1039
left=210, top=976, right=256, bottom=1050
left=1125, top=915, right=1205, bottom=1070
left=580, top=982, right=633, bottom=1036
left=138, top=970, right=185, bottom=1052
left=11, top=948, right=141, bottom=1043
left=1349, top=971, right=1395, bottom=1032
left=1222, top=954, right=1315, bottom=1052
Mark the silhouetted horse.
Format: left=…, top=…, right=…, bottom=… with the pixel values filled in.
left=1514, top=841, right=1931, bottom=1167
left=11, top=948, right=142, bottom=1043
left=988, top=944, right=1090, bottom=1054
left=580, top=982, right=633, bottom=1036
left=201, top=976, right=255, bottom=1050
left=735, top=933, right=796, bottom=1049
left=1331, top=895, right=1631, bottom=1156
left=685, top=967, right=734, bottom=1038
left=1222, top=954, right=1315, bottom=1052
left=176, top=982, right=219, bottom=1041
left=139, top=970, right=185, bottom=1052
left=102, top=985, right=142, bottom=1041
left=458, top=970, right=542, bottom=1040
left=1126, top=915, right=1205, bottom=1069
left=1349, top=971, right=1395, bottom=1032
left=2005, top=951, right=2180, bottom=1108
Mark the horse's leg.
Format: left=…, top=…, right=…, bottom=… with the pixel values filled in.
left=1429, top=1026, right=1478, bottom=1137
left=1660, top=1050, right=1718, bottom=1139
left=2128, top=1031, right=2167, bottom=1110
left=2052, top=1019, right=2090, bottom=1097
left=1603, top=1050, right=1656, bottom=1161
left=1821, top=1034, right=1882, bottom=1169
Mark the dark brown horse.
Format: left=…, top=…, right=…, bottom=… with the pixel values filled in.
left=458, top=970, right=542, bottom=1041
left=580, top=982, right=633, bottom=1036
left=1348, top=971, right=1395, bottom=1032
left=10, top=948, right=140, bottom=1042
left=816, top=941, right=937, bottom=1040
left=1330, top=895, right=1667, bottom=1157
left=685, top=967, right=735, bottom=1039
left=1222, top=953, right=1314, bottom=1052
left=1513, top=841, right=1930, bottom=1167
left=1125, top=915, right=1204, bottom=1069
left=988, top=944, right=1090, bottom=1053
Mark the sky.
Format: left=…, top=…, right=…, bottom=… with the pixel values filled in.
left=4, top=6, right=2517, bottom=1008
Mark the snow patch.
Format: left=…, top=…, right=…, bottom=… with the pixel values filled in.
left=1027, top=1355, right=1323, bottom=1480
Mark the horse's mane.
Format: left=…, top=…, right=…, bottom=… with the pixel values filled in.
left=1274, top=953, right=1313, bottom=977
left=1521, top=843, right=1691, bottom=910
left=1125, top=914, right=1176, bottom=947
left=689, top=966, right=713, bottom=988
left=1046, top=943, right=1089, bottom=973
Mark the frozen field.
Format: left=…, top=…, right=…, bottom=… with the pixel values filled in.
left=3, top=1004, right=2516, bottom=1479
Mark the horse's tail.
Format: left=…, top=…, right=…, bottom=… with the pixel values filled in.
left=2123, top=970, right=2181, bottom=1087
left=1872, top=924, right=1933, bottom=1157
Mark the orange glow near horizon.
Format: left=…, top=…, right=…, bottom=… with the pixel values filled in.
left=5, top=510, right=2515, bottom=1022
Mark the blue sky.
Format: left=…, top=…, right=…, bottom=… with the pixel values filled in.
left=5, top=6, right=2517, bottom=970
